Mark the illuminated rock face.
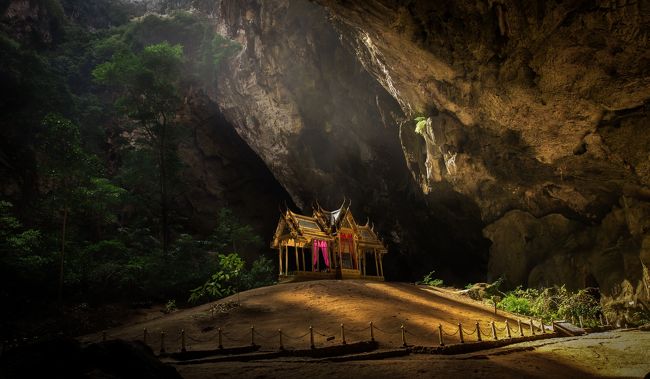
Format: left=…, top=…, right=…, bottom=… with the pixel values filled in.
left=204, top=0, right=650, bottom=304
left=201, top=0, right=490, bottom=283
left=307, top=0, right=650, bottom=303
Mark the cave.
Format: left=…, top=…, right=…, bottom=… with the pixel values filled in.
left=1, top=0, right=650, bottom=377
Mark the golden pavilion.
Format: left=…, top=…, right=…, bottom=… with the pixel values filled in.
left=270, top=200, right=388, bottom=282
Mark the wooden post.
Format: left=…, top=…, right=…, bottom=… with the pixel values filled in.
left=181, top=329, right=186, bottom=352
left=530, top=318, right=535, bottom=335
left=458, top=323, right=464, bottom=343
left=369, top=322, right=374, bottom=342
left=363, top=251, right=367, bottom=276
left=309, top=326, right=315, bottom=349
left=379, top=254, right=384, bottom=278
left=540, top=319, right=546, bottom=334
left=341, top=324, right=346, bottom=345
left=578, top=315, right=584, bottom=329
left=218, top=328, right=223, bottom=349
left=604, top=313, right=609, bottom=326
left=143, top=328, right=148, bottom=345
left=160, top=331, right=166, bottom=353
left=438, top=324, right=444, bottom=346
left=251, top=326, right=255, bottom=346
left=491, top=321, right=498, bottom=340
left=599, top=314, right=604, bottom=327
left=374, top=251, right=379, bottom=277
left=285, top=244, right=289, bottom=276
left=279, top=247, right=283, bottom=276
left=401, top=324, right=407, bottom=347
left=476, top=322, right=482, bottom=342
left=505, top=320, right=511, bottom=339
left=278, top=329, right=284, bottom=350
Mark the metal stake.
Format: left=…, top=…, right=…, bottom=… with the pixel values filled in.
left=309, top=326, right=315, bottom=349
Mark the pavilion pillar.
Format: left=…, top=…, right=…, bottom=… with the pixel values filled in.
left=285, top=243, right=289, bottom=276
left=379, top=253, right=384, bottom=278
left=362, top=251, right=367, bottom=276
left=374, top=249, right=379, bottom=277
left=294, top=243, right=299, bottom=272
left=279, top=245, right=283, bottom=276
left=300, top=245, right=305, bottom=271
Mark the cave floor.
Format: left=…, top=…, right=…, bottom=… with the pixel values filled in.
left=175, top=329, right=650, bottom=379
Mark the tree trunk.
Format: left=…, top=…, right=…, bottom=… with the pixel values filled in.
left=158, top=118, right=170, bottom=255
left=57, top=206, right=68, bottom=306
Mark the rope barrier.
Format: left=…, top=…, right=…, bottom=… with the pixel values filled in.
left=185, top=334, right=213, bottom=343
left=345, top=325, right=371, bottom=333
left=282, top=331, right=311, bottom=340
left=221, top=330, right=250, bottom=343
left=372, top=325, right=402, bottom=335
left=253, top=330, right=276, bottom=340
left=462, top=327, right=476, bottom=336
left=442, top=328, right=459, bottom=336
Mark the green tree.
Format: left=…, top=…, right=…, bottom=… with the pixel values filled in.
left=210, top=208, right=263, bottom=254
left=38, top=113, right=97, bottom=304
left=93, top=42, right=184, bottom=254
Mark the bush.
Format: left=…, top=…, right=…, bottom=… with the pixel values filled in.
left=416, top=270, right=444, bottom=287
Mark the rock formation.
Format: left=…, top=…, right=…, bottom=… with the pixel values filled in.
left=307, top=0, right=650, bottom=307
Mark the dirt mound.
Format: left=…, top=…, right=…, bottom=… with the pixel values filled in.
left=84, top=280, right=525, bottom=351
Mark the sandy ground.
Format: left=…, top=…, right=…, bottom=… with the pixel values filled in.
left=84, top=280, right=527, bottom=349
left=82, top=280, right=650, bottom=378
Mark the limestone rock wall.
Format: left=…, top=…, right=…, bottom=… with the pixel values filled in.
left=313, top=0, right=650, bottom=306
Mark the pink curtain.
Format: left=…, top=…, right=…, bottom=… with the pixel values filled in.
left=312, top=240, right=330, bottom=270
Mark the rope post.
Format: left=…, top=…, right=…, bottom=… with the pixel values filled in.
left=309, top=326, right=315, bottom=349
left=475, top=322, right=482, bottom=342
left=438, top=324, right=444, bottom=346
left=458, top=323, right=464, bottom=343
left=102, top=331, right=106, bottom=342
left=540, top=319, right=546, bottom=334
left=529, top=318, right=535, bottom=336
left=599, top=314, right=604, bottom=327
left=518, top=319, right=524, bottom=337
left=491, top=321, right=498, bottom=341
left=340, top=324, right=346, bottom=345
left=571, top=315, right=576, bottom=325
left=160, top=331, right=166, bottom=353
left=578, top=315, right=584, bottom=329
left=218, top=328, right=223, bottom=349
left=181, top=330, right=186, bottom=352
left=278, top=329, right=284, bottom=351
left=369, top=322, right=375, bottom=342
left=400, top=324, right=407, bottom=347
left=505, top=320, right=511, bottom=339
left=604, top=313, right=609, bottom=326
left=143, top=328, right=148, bottom=345
left=251, top=326, right=255, bottom=346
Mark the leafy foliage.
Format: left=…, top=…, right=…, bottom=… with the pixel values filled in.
left=414, top=116, right=428, bottom=135
left=496, top=285, right=602, bottom=326
left=416, top=270, right=444, bottom=287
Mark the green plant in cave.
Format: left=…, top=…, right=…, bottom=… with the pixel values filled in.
left=416, top=270, right=444, bottom=287
left=189, top=253, right=245, bottom=304
left=414, top=116, right=428, bottom=135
